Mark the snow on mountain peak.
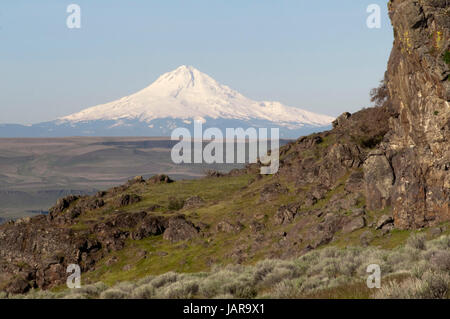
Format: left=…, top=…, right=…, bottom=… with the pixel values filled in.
left=60, top=66, right=334, bottom=127
left=152, top=65, right=199, bottom=89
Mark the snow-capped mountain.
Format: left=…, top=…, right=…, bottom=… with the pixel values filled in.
left=0, top=65, right=334, bottom=138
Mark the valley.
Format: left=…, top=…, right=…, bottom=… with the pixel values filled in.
left=0, top=137, right=265, bottom=220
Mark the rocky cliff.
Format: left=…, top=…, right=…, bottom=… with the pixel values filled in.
left=365, top=0, right=449, bottom=229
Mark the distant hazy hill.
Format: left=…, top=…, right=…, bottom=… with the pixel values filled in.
left=0, top=137, right=292, bottom=220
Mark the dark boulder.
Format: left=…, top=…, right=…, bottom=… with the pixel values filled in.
left=49, top=195, right=79, bottom=216
left=274, top=204, right=298, bottom=225
left=259, top=183, right=288, bottom=202
left=332, top=112, right=351, bottom=128
left=147, top=174, right=174, bottom=184
left=342, top=216, right=366, bottom=234
left=163, top=216, right=199, bottom=243
left=5, top=275, right=31, bottom=294
left=114, top=194, right=141, bottom=207
left=215, top=221, right=244, bottom=234
left=376, top=215, right=394, bottom=230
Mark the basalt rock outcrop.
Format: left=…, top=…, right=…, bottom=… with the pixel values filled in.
left=0, top=176, right=200, bottom=293
left=367, top=0, right=449, bottom=229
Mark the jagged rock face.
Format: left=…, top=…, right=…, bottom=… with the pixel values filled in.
left=363, top=150, right=394, bottom=211
left=0, top=183, right=186, bottom=293
left=0, top=214, right=102, bottom=292
left=382, top=0, right=450, bottom=229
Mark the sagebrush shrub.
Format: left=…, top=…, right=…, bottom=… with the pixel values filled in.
left=407, top=234, right=427, bottom=250
left=259, top=266, right=295, bottom=288
left=5, top=235, right=449, bottom=300
left=100, top=288, right=128, bottom=299
left=411, top=261, right=428, bottom=279
left=114, top=281, right=136, bottom=293
left=64, top=293, right=88, bottom=299
left=168, top=197, right=185, bottom=211
left=131, top=284, right=156, bottom=299
left=136, top=275, right=155, bottom=286
left=157, top=280, right=199, bottom=299
left=373, top=279, right=419, bottom=299
left=71, top=282, right=107, bottom=297
left=212, top=294, right=234, bottom=299
left=271, top=279, right=298, bottom=299
left=430, top=250, right=450, bottom=272
left=419, top=271, right=450, bottom=299
left=373, top=270, right=450, bottom=299
left=150, top=271, right=179, bottom=288
left=338, top=258, right=359, bottom=277
left=199, top=270, right=235, bottom=298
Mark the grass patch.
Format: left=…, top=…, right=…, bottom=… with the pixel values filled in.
left=443, top=50, right=450, bottom=65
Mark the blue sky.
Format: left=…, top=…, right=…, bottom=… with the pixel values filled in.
left=0, top=0, right=393, bottom=124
